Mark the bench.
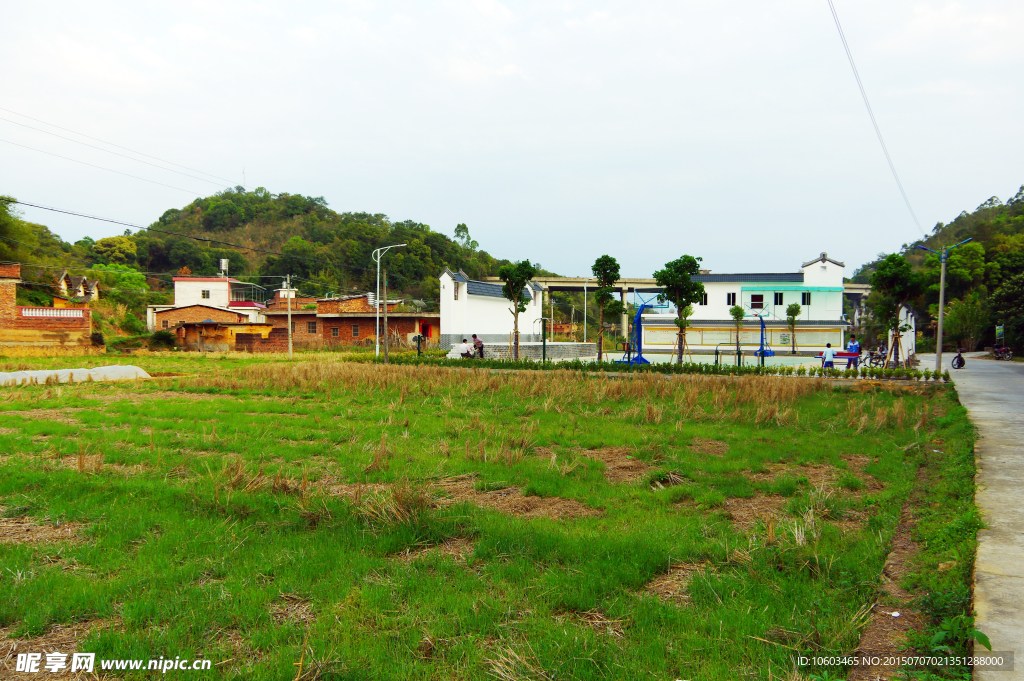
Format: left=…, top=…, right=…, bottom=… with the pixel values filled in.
left=815, top=351, right=860, bottom=368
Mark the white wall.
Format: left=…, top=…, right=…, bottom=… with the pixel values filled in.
left=440, top=272, right=542, bottom=345
left=690, top=282, right=844, bottom=322
left=174, top=280, right=230, bottom=308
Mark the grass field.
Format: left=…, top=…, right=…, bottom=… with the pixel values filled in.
left=0, top=355, right=978, bottom=680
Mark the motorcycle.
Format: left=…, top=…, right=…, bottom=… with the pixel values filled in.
left=994, top=345, right=1014, bottom=361
left=951, top=349, right=965, bottom=370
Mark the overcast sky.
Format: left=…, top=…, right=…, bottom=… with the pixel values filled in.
left=2, top=1, right=1022, bottom=278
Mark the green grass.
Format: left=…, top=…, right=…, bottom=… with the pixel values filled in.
left=0, top=360, right=977, bottom=679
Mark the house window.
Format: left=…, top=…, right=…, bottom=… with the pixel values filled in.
left=161, top=320, right=169, bottom=329
left=331, top=326, right=339, bottom=338
left=774, top=292, right=784, bottom=306
left=726, top=292, right=736, bottom=306
left=201, top=290, right=210, bottom=299
left=306, top=321, right=317, bottom=334
left=352, top=324, right=360, bottom=338
left=802, top=291, right=812, bottom=305
left=700, top=293, right=708, bottom=306
left=751, top=294, right=764, bottom=309
left=454, top=283, right=458, bottom=300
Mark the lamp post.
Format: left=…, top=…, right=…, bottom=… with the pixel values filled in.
left=917, top=238, right=972, bottom=373
left=372, top=243, right=406, bottom=357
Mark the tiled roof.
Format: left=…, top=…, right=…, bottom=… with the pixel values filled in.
left=691, top=273, right=804, bottom=283
left=467, top=280, right=533, bottom=300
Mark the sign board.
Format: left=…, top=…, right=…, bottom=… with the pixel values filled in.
left=996, top=325, right=1004, bottom=341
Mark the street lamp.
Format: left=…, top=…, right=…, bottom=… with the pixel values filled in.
left=372, top=243, right=406, bottom=357
left=917, top=238, right=972, bottom=373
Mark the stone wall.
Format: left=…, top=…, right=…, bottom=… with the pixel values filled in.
left=448, top=341, right=596, bottom=361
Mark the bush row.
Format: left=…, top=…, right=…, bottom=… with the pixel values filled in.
left=368, top=355, right=953, bottom=381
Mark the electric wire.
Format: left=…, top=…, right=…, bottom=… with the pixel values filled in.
left=0, top=106, right=241, bottom=186
left=0, top=138, right=204, bottom=195
left=0, top=116, right=229, bottom=188
left=826, top=0, right=927, bottom=237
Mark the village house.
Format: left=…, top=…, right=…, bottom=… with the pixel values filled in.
left=641, top=252, right=853, bottom=353
left=0, top=264, right=93, bottom=349
left=439, top=269, right=543, bottom=349
left=146, top=275, right=266, bottom=331
left=53, top=270, right=100, bottom=307
left=263, top=292, right=439, bottom=349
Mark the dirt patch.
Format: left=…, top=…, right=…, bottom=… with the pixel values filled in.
left=848, top=488, right=926, bottom=680
left=394, top=537, right=476, bottom=563
left=269, top=593, right=315, bottom=625
left=723, top=496, right=787, bottom=530
left=554, top=609, right=625, bottom=638
left=0, top=427, right=18, bottom=435
left=436, top=476, right=600, bottom=520
left=0, top=409, right=84, bottom=426
left=0, top=619, right=119, bottom=680
left=645, top=562, right=707, bottom=605
left=0, top=516, right=83, bottom=545
left=581, top=447, right=653, bottom=484
left=58, top=456, right=147, bottom=476
left=690, top=438, right=728, bottom=456
left=323, top=481, right=389, bottom=501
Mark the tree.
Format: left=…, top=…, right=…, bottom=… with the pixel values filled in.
left=94, top=236, right=137, bottom=265
left=730, top=305, right=745, bottom=357
left=870, top=254, right=920, bottom=361
left=453, top=223, right=478, bottom=251
left=992, top=273, right=1024, bottom=348
left=498, top=260, right=537, bottom=360
left=653, top=255, right=706, bottom=364
left=785, top=302, right=802, bottom=354
left=591, top=255, right=625, bottom=361
left=943, top=294, right=987, bottom=351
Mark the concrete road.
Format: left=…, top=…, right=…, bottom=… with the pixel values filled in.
left=923, top=352, right=1024, bottom=679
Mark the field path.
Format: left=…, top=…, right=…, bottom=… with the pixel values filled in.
left=930, top=352, right=1024, bottom=679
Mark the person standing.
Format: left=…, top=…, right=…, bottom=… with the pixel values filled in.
left=846, top=334, right=861, bottom=369
left=472, top=334, right=484, bottom=359
left=822, top=342, right=836, bottom=369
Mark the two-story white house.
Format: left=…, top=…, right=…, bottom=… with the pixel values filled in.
left=439, top=268, right=543, bottom=349
left=146, top=276, right=266, bottom=331
left=641, top=253, right=851, bottom=353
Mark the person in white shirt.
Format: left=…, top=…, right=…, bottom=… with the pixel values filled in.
left=822, top=343, right=836, bottom=369
left=459, top=339, right=473, bottom=359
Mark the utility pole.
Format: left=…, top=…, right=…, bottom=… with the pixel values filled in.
left=383, top=268, right=389, bottom=364
left=918, top=238, right=972, bottom=373
left=285, top=274, right=293, bottom=359
left=372, top=244, right=406, bottom=357
left=583, top=280, right=588, bottom=343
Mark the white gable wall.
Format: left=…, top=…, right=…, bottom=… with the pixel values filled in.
left=440, top=272, right=542, bottom=348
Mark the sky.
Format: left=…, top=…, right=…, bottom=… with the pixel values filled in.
left=1, top=0, right=1022, bottom=278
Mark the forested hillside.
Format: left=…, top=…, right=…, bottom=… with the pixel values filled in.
left=0, top=189, right=533, bottom=338
left=853, top=185, right=1024, bottom=347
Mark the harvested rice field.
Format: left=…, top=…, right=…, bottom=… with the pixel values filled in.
left=0, top=355, right=979, bottom=679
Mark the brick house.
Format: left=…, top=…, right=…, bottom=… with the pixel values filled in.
left=0, top=264, right=93, bottom=349
left=146, top=276, right=266, bottom=331
left=154, top=304, right=250, bottom=331
left=263, top=293, right=439, bottom=349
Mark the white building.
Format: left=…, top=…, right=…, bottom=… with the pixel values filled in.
left=146, top=276, right=266, bottom=331
left=439, top=269, right=543, bottom=348
left=642, top=253, right=852, bottom=353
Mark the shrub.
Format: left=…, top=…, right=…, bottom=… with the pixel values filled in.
left=149, top=330, right=177, bottom=349
left=796, top=366, right=807, bottom=377
left=943, top=370, right=952, bottom=383
left=924, top=369, right=933, bottom=382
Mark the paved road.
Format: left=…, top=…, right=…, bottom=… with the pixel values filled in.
left=925, top=353, right=1024, bottom=679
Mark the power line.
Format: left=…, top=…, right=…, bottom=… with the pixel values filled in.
left=827, top=1, right=926, bottom=237
left=0, top=116, right=228, bottom=188
left=0, top=106, right=241, bottom=186
left=0, top=138, right=204, bottom=195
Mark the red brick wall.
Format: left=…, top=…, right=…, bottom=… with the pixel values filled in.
left=237, top=328, right=290, bottom=352
left=0, top=281, right=15, bottom=327
left=317, top=297, right=396, bottom=314
left=155, top=306, right=239, bottom=329
left=319, top=317, right=418, bottom=345
left=265, top=312, right=323, bottom=347
left=0, top=264, right=21, bottom=279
